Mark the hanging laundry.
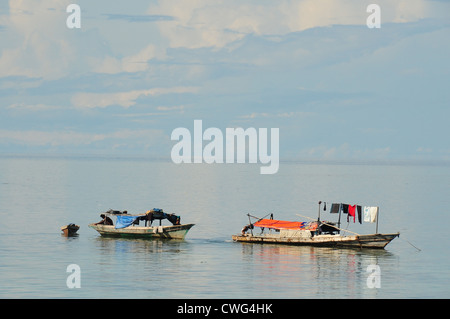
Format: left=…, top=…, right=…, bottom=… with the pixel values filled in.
left=364, top=206, right=371, bottom=222
left=329, top=203, right=341, bottom=214
left=356, top=205, right=362, bottom=224
left=370, top=207, right=378, bottom=223
left=364, top=206, right=378, bottom=223
left=348, top=205, right=356, bottom=223
left=342, top=204, right=349, bottom=214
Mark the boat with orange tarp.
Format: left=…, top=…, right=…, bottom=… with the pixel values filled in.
left=232, top=201, right=399, bottom=249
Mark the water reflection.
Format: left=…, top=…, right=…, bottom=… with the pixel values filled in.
left=91, top=236, right=187, bottom=255
left=237, top=243, right=396, bottom=298
left=60, top=233, right=80, bottom=240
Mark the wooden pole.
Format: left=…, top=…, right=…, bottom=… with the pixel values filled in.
left=337, top=203, right=342, bottom=230
left=317, top=201, right=321, bottom=222
left=375, top=207, right=379, bottom=234
left=247, top=214, right=253, bottom=236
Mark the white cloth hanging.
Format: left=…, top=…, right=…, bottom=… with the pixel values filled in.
left=364, top=206, right=378, bottom=223
left=370, top=207, right=378, bottom=223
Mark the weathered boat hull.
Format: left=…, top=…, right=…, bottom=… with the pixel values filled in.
left=88, top=223, right=195, bottom=240
left=232, top=233, right=399, bottom=249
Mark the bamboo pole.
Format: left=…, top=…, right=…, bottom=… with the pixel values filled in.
left=247, top=214, right=253, bottom=236
left=375, top=207, right=379, bottom=234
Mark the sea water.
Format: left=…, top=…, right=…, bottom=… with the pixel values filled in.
left=0, top=156, right=448, bottom=298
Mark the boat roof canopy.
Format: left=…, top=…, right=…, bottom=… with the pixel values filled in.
left=101, top=208, right=177, bottom=217
left=254, top=219, right=315, bottom=230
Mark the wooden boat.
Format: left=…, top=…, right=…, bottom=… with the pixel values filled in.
left=61, top=224, right=80, bottom=236
left=232, top=230, right=399, bottom=249
left=88, top=208, right=194, bottom=240
left=232, top=202, right=399, bottom=249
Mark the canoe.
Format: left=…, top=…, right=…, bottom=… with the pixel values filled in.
left=61, top=224, right=80, bottom=236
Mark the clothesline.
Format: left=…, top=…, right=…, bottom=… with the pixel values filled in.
left=327, top=202, right=379, bottom=224
left=296, top=213, right=361, bottom=236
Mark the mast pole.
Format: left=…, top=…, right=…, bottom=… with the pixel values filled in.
left=317, top=201, right=321, bottom=222
left=376, top=207, right=379, bottom=234
left=337, top=204, right=342, bottom=232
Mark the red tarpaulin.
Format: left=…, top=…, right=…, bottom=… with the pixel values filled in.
left=253, top=219, right=304, bottom=230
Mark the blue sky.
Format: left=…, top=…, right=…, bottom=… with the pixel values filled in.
left=0, top=0, right=449, bottom=162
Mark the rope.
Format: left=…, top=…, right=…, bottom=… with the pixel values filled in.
left=399, top=236, right=421, bottom=252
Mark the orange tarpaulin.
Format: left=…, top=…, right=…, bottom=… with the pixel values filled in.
left=253, top=219, right=318, bottom=230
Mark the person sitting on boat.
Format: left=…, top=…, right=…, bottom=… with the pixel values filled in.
left=241, top=224, right=254, bottom=236
left=167, top=213, right=181, bottom=225
left=94, top=214, right=113, bottom=225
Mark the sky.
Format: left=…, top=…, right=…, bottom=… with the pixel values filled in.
left=0, top=0, right=449, bottom=163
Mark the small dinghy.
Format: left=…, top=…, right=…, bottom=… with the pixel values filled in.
left=61, top=224, right=80, bottom=237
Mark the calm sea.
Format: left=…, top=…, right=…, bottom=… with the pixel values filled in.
left=0, top=156, right=448, bottom=299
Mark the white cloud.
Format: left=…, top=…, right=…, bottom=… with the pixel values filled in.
left=72, top=90, right=153, bottom=109
left=0, top=0, right=435, bottom=79
left=148, top=0, right=431, bottom=49
left=156, top=105, right=185, bottom=112
left=71, top=87, right=198, bottom=109
left=0, top=129, right=102, bottom=146
left=0, top=0, right=166, bottom=79
left=0, top=128, right=166, bottom=148
left=238, top=111, right=311, bottom=119
left=298, top=144, right=391, bottom=160
left=94, top=44, right=166, bottom=74
left=0, top=0, right=75, bottom=79
left=7, top=103, right=62, bottom=111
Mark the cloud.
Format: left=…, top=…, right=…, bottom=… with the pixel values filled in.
left=147, top=0, right=432, bottom=50
left=93, top=44, right=167, bottom=74
left=0, top=0, right=76, bottom=79
left=0, top=0, right=448, bottom=161
left=0, top=1, right=169, bottom=79
left=0, top=128, right=167, bottom=149
left=0, top=129, right=103, bottom=146
left=238, top=111, right=312, bottom=119
left=104, top=14, right=174, bottom=23
left=156, top=105, right=186, bottom=112
left=298, top=144, right=391, bottom=160
left=7, top=103, right=62, bottom=111
left=0, top=0, right=436, bottom=80
left=71, top=87, right=199, bottom=109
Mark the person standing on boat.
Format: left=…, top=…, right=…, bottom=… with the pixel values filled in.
left=94, top=214, right=113, bottom=225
